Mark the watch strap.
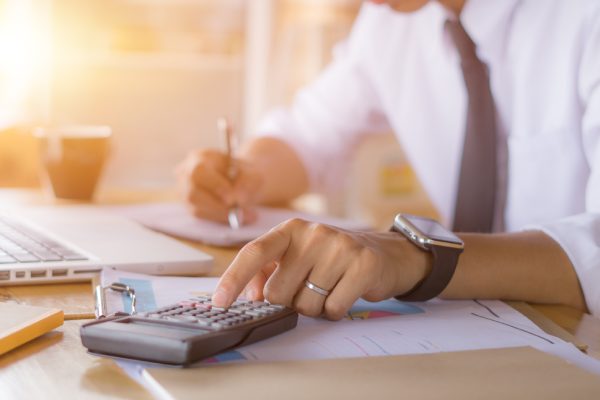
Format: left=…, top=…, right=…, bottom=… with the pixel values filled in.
left=394, top=243, right=462, bottom=302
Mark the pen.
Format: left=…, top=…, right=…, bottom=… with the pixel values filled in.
left=218, top=117, right=242, bottom=230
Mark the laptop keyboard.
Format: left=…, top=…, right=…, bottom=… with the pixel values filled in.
left=0, top=216, right=88, bottom=264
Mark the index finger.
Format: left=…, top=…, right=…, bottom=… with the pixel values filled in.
left=212, top=223, right=294, bottom=307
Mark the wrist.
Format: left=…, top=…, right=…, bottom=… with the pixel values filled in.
left=395, top=236, right=434, bottom=295
left=242, top=137, right=309, bottom=204
left=374, top=232, right=433, bottom=297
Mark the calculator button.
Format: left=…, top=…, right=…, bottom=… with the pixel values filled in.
left=163, top=310, right=183, bottom=316
left=153, top=306, right=175, bottom=314
left=167, top=315, right=198, bottom=323
left=245, top=310, right=264, bottom=318
left=210, top=322, right=227, bottom=329
left=203, top=311, right=216, bottom=317
left=192, top=311, right=208, bottom=316
left=195, top=319, right=212, bottom=327
left=250, top=301, right=268, bottom=307
left=267, top=304, right=285, bottom=311
left=187, top=312, right=201, bottom=318
left=211, top=306, right=228, bottom=312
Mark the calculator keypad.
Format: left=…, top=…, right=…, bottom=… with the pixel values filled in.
left=139, top=295, right=286, bottom=330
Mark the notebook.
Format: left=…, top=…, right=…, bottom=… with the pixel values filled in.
left=107, top=202, right=371, bottom=247
left=0, top=302, right=64, bottom=355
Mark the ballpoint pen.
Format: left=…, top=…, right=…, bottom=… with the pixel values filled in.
left=218, top=117, right=242, bottom=230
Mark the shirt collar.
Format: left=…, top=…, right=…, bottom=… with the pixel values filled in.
left=458, top=0, right=522, bottom=63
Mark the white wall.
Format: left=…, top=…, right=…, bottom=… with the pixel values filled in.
left=50, top=55, right=243, bottom=188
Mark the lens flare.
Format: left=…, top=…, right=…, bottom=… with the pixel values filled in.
left=0, top=0, right=51, bottom=128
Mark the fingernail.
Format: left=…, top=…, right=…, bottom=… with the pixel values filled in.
left=212, top=289, right=231, bottom=307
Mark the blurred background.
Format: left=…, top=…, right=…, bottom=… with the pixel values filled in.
left=0, top=0, right=435, bottom=227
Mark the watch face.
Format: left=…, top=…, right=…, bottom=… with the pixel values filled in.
left=400, top=214, right=463, bottom=245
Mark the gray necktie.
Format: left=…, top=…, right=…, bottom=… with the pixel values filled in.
left=446, top=19, right=498, bottom=233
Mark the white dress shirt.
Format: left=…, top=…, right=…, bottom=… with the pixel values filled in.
left=255, top=1, right=600, bottom=316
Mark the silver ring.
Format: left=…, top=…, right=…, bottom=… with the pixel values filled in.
left=304, top=280, right=330, bottom=296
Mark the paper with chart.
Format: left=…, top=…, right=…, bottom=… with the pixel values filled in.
left=107, top=202, right=370, bottom=246
left=100, top=268, right=600, bottom=376
left=101, top=268, right=219, bottom=315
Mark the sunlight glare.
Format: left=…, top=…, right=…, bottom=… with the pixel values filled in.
left=0, top=0, right=52, bottom=128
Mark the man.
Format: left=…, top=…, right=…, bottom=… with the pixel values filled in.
left=177, top=0, right=599, bottom=319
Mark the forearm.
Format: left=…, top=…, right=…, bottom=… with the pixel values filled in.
left=439, top=231, right=587, bottom=311
left=241, top=137, right=309, bottom=205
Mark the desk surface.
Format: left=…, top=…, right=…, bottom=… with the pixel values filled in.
left=1, top=188, right=599, bottom=399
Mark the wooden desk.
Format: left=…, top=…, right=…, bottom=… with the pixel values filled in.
left=1, top=188, right=599, bottom=399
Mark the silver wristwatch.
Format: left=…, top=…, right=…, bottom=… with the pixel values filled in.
left=391, top=213, right=464, bottom=301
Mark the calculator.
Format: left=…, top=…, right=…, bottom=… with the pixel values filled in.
left=80, top=295, right=298, bottom=365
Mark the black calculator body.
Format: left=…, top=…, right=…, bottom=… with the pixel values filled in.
left=80, top=296, right=298, bottom=366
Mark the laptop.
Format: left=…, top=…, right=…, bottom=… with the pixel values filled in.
left=0, top=206, right=213, bottom=284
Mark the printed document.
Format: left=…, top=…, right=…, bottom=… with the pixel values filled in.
left=101, top=269, right=600, bottom=376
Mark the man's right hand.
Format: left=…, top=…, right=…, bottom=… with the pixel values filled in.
left=176, top=149, right=264, bottom=225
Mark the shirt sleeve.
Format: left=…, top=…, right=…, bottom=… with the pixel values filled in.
left=526, top=10, right=600, bottom=317
left=253, top=5, right=389, bottom=193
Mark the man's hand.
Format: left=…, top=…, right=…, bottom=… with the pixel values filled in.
left=212, top=218, right=431, bottom=320
left=176, top=149, right=264, bottom=225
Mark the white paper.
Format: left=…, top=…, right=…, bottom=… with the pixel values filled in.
left=106, top=202, right=370, bottom=246
left=210, top=300, right=564, bottom=363
left=100, top=269, right=600, bottom=376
